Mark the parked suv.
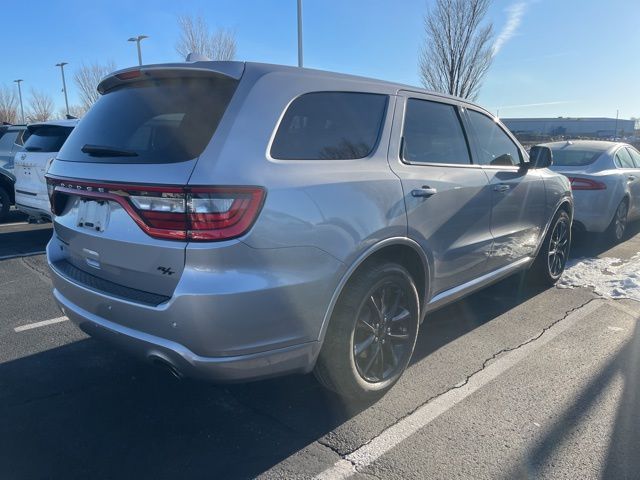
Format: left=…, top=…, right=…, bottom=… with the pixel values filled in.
left=0, top=124, right=29, bottom=221
left=46, top=62, right=572, bottom=398
left=15, top=120, right=77, bottom=220
left=0, top=123, right=29, bottom=171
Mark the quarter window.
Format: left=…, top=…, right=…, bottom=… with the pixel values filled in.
left=402, top=99, right=471, bottom=165
left=270, top=92, right=387, bottom=160
left=467, top=110, right=521, bottom=166
left=625, top=147, right=640, bottom=168
left=614, top=148, right=635, bottom=168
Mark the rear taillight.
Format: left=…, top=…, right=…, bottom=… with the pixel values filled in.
left=45, top=177, right=265, bottom=241
left=568, top=177, right=606, bottom=191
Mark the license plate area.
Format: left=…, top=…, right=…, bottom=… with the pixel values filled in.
left=77, top=199, right=110, bottom=232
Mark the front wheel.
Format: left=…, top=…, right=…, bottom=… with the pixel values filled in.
left=528, top=210, right=571, bottom=286
left=314, top=262, right=420, bottom=400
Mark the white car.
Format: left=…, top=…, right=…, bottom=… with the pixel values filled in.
left=14, top=120, right=77, bottom=220
left=542, top=140, right=640, bottom=243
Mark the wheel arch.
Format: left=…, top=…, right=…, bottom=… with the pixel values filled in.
left=316, top=237, right=431, bottom=349
left=533, top=197, right=573, bottom=258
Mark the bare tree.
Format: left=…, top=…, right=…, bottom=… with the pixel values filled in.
left=74, top=61, right=116, bottom=111
left=27, top=89, right=54, bottom=122
left=56, top=104, right=87, bottom=120
left=419, top=0, right=494, bottom=100
left=0, top=85, right=18, bottom=124
left=175, top=14, right=237, bottom=60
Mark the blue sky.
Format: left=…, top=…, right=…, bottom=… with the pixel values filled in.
left=2, top=0, right=638, bottom=119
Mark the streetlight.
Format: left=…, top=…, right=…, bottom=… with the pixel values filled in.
left=55, top=62, right=70, bottom=117
left=128, top=35, right=148, bottom=66
left=13, top=79, right=25, bottom=124
left=297, top=0, right=303, bottom=67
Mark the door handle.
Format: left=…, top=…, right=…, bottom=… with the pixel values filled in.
left=628, top=175, right=637, bottom=182
left=493, top=184, right=510, bottom=193
left=411, top=186, right=438, bottom=198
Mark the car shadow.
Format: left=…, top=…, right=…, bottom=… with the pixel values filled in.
left=570, top=220, right=640, bottom=258
left=506, top=312, right=640, bottom=478
left=0, top=272, right=550, bottom=480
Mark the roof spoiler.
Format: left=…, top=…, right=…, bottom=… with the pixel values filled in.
left=97, top=61, right=245, bottom=95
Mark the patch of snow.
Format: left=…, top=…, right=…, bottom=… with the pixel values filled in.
left=558, top=253, right=640, bottom=302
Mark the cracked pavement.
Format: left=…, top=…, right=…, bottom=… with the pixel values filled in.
left=1, top=219, right=639, bottom=479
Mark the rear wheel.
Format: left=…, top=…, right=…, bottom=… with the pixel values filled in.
left=528, top=210, right=571, bottom=286
left=314, top=262, right=420, bottom=400
left=0, top=187, right=10, bottom=223
left=606, top=199, right=628, bottom=244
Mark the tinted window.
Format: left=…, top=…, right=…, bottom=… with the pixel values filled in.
left=626, top=147, right=640, bottom=168
left=58, top=77, right=237, bottom=164
left=270, top=92, right=387, bottom=160
left=614, top=148, right=634, bottom=168
left=24, top=125, right=74, bottom=153
left=402, top=99, right=470, bottom=165
left=551, top=148, right=603, bottom=166
left=467, top=110, right=521, bottom=166
left=0, top=131, right=19, bottom=152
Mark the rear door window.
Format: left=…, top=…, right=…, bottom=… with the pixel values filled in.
left=402, top=99, right=470, bottom=165
left=24, top=125, right=74, bottom=153
left=467, top=110, right=522, bottom=166
left=58, top=77, right=238, bottom=164
left=270, top=92, right=388, bottom=160
left=614, top=148, right=635, bottom=168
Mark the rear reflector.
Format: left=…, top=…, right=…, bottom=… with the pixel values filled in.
left=46, top=178, right=265, bottom=242
left=568, top=177, right=606, bottom=191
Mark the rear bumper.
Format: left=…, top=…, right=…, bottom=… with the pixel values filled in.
left=54, top=288, right=319, bottom=382
left=47, top=236, right=344, bottom=382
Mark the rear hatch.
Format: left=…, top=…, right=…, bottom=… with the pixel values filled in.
left=47, top=64, right=243, bottom=299
left=15, top=124, right=74, bottom=198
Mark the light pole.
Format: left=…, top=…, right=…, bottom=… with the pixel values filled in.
left=13, top=79, right=25, bottom=124
left=128, top=35, right=148, bottom=66
left=55, top=62, right=70, bottom=117
left=297, top=0, right=303, bottom=67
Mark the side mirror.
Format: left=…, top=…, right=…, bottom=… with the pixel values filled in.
left=529, top=145, right=553, bottom=169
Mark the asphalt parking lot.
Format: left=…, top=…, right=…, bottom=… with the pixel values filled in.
left=1, top=214, right=639, bottom=479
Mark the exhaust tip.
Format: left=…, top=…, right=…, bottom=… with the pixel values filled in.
left=149, top=355, right=183, bottom=380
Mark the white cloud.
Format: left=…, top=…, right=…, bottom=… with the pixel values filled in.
left=493, top=1, right=529, bottom=56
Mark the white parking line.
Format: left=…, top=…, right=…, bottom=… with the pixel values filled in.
left=14, top=316, right=68, bottom=332
left=315, top=299, right=606, bottom=480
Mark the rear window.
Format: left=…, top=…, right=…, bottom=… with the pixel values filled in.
left=551, top=148, right=603, bottom=166
left=270, top=92, right=387, bottom=160
left=24, top=125, right=74, bottom=153
left=58, top=77, right=238, bottom=164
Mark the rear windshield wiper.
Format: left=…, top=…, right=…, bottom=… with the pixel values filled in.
left=24, top=146, right=44, bottom=152
left=81, top=144, right=139, bottom=157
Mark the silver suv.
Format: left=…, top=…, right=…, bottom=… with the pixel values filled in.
left=46, top=61, right=572, bottom=398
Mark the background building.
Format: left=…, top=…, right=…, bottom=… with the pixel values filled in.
left=502, top=117, right=637, bottom=139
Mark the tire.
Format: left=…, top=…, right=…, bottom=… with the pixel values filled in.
left=606, top=198, right=629, bottom=244
left=0, top=187, right=10, bottom=223
left=314, top=262, right=420, bottom=400
left=528, top=210, right=571, bottom=286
